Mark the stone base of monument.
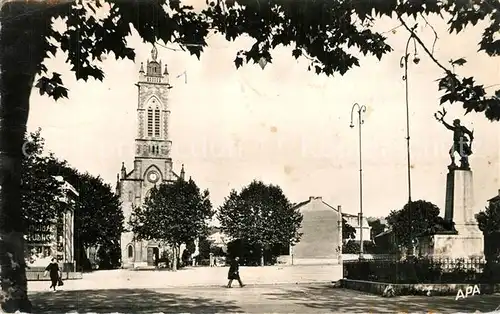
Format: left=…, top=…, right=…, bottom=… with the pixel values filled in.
left=418, top=230, right=484, bottom=260
left=437, top=168, right=484, bottom=259
left=430, top=232, right=484, bottom=259
left=417, top=168, right=485, bottom=260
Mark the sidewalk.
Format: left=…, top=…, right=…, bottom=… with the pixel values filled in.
left=28, top=264, right=342, bottom=292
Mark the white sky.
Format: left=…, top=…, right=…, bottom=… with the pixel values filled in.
left=27, top=8, right=499, bottom=219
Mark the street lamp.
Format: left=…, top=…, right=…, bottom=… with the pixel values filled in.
left=399, top=26, right=419, bottom=205
left=350, top=103, right=366, bottom=259
left=399, top=27, right=420, bottom=256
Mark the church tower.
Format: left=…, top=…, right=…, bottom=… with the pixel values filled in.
left=117, top=46, right=184, bottom=268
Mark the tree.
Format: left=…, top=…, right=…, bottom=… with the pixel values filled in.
left=476, top=201, right=500, bottom=262
left=217, top=180, right=302, bottom=266
left=342, top=218, right=356, bottom=241
left=129, top=178, right=213, bottom=271
left=368, top=218, right=387, bottom=239
left=72, top=172, right=124, bottom=270
left=476, top=201, right=500, bottom=235
left=198, top=236, right=213, bottom=261
left=386, top=200, right=452, bottom=250
left=21, top=129, right=66, bottom=256
left=1, top=0, right=499, bottom=310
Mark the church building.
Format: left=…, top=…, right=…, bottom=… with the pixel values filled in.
left=116, top=47, right=186, bottom=268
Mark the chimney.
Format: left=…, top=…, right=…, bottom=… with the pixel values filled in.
left=309, top=196, right=322, bottom=201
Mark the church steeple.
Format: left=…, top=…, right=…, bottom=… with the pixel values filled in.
left=120, top=45, right=180, bottom=269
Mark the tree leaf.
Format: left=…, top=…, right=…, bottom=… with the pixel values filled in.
left=451, top=58, right=467, bottom=66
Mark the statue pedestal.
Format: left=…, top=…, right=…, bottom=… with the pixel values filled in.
left=430, top=233, right=484, bottom=258
left=429, top=169, right=484, bottom=258
left=445, top=170, right=477, bottom=226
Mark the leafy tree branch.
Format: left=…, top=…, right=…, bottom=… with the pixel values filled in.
left=397, top=3, right=500, bottom=121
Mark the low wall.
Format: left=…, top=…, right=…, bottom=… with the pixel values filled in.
left=27, top=271, right=83, bottom=281
left=278, top=254, right=395, bottom=264
left=342, top=254, right=395, bottom=261
left=340, top=279, right=500, bottom=296
left=291, top=258, right=341, bottom=265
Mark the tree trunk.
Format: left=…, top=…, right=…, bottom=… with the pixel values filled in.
left=0, top=65, right=33, bottom=309
left=0, top=2, right=43, bottom=312
left=172, top=245, right=177, bottom=271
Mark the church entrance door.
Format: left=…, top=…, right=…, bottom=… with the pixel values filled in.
left=147, top=247, right=159, bottom=266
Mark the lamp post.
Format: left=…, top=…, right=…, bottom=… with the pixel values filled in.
left=350, top=103, right=366, bottom=259
left=400, top=27, right=420, bottom=255
left=399, top=27, right=420, bottom=205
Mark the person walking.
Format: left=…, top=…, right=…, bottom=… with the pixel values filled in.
left=44, top=258, right=61, bottom=292
left=226, top=256, right=244, bottom=288
left=209, top=252, right=214, bottom=267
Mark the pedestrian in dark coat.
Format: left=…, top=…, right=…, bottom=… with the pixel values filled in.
left=43, top=258, right=61, bottom=291
left=226, top=257, right=244, bottom=288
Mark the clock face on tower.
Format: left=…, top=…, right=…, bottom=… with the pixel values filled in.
left=147, top=170, right=160, bottom=184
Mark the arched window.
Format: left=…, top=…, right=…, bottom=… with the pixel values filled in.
left=127, top=245, right=134, bottom=258
left=147, top=108, right=153, bottom=137
left=154, top=107, right=160, bottom=137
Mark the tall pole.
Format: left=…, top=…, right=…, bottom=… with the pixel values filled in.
left=400, top=27, right=419, bottom=255
left=403, top=35, right=412, bottom=204
left=350, top=103, right=366, bottom=259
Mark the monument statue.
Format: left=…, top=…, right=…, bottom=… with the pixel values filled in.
left=435, top=109, right=474, bottom=170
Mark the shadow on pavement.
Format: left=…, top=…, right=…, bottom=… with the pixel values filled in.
left=30, top=289, right=244, bottom=314
left=264, top=285, right=500, bottom=313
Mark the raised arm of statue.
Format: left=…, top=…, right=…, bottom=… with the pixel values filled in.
left=441, top=119, right=454, bottom=131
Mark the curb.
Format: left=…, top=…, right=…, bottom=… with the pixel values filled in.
left=29, top=281, right=336, bottom=292
left=157, top=281, right=335, bottom=288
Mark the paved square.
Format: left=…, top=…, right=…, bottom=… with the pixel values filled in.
left=30, top=284, right=500, bottom=313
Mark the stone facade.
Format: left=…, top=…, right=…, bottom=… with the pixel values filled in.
left=287, top=197, right=342, bottom=265
left=116, top=47, right=184, bottom=269
left=342, top=212, right=372, bottom=243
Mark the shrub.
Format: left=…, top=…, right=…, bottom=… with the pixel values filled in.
left=343, top=257, right=489, bottom=284
left=342, top=241, right=378, bottom=254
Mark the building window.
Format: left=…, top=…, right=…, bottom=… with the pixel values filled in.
left=128, top=191, right=133, bottom=202
left=154, top=108, right=160, bottom=137
left=127, top=245, right=134, bottom=258
left=147, top=108, right=153, bottom=137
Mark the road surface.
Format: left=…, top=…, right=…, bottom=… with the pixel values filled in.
left=30, top=283, right=500, bottom=313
